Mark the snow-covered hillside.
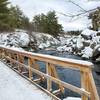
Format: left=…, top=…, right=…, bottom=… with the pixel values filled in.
left=0, top=30, right=60, bottom=49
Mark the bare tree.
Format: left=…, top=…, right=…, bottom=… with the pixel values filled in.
left=55, top=0, right=99, bottom=20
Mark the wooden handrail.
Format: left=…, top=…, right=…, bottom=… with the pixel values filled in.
left=0, top=46, right=99, bottom=100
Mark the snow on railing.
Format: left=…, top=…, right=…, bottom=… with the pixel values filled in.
left=0, top=46, right=99, bottom=100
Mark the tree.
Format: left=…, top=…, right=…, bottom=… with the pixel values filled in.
left=88, top=7, right=100, bottom=31
left=46, top=11, right=63, bottom=37
left=9, top=5, right=30, bottom=30
left=0, top=0, right=12, bottom=31
left=32, top=11, right=63, bottom=37
left=0, top=1, right=31, bottom=32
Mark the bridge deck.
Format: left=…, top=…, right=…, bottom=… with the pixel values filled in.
left=0, top=61, right=51, bottom=100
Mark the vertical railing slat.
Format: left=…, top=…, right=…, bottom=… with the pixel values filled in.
left=88, top=69, right=100, bottom=100
left=28, top=58, right=33, bottom=79
left=81, top=71, right=89, bottom=100
left=46, top=63, right=52, bottom=91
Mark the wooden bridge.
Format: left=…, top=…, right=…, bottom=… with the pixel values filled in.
left=0, top=46, right=99, bottom=100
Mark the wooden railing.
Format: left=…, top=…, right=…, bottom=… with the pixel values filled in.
left=0, top=46, right=99, bottom=100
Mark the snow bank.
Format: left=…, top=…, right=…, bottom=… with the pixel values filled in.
left=64, top=97, right=81, bottom=100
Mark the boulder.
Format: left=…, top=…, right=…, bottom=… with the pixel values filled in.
left=76, top=35, right=83, bottom=49
left=81, top=46, right=93, bottom=59
left=81, top=29, right=97, bottom=40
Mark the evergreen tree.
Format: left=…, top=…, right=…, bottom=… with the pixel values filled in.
left=46, top=11, right=63, bottom=37
left=9, top=5, right=30, bottom=30
left=33, top=11, right=63, bottom=37
left=0, top=0, right=12, bottom=31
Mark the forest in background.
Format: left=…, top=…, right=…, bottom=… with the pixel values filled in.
left=0, top=0, right=100, bottom=36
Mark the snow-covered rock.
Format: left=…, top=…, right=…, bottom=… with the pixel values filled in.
left=57, top=45, right=72, bottom=52
left=0, top=31, right=30, bottom=47
left=32, top=32, right=60, bottom=49
left=81, top=29, right=97, bottom=40
left=76, top=35, right=84, bottom=49
left=81, top=46, right=93, bottom=59
left=18, top=32, right=30, bottom=47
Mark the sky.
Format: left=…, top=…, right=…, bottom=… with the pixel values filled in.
left=9, top=0, right=100, bottom=31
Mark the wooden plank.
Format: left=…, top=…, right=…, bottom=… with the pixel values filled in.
left=88, top=69, right=100, bottom=100
left=46, top=63, right=52, bottom=91
left=50, top=64, right=64, bottom=93
left=81, top=71, right=89, bottom=100
left=17, top=55, right=24, bottom=73
left=32, top=59, right=44, bottom=80
left=28, top=58, right=33, bottom=79
left=32, top=59, right=40, bottom=70
left=52, top=89, right=61, bottom=95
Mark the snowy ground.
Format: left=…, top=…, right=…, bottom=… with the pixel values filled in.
left=0, top=61, right=51, bottom=100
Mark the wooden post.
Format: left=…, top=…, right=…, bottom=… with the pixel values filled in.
left=28, top=58, right=33, bottom=80
left=50, top=64, right=64, bottom=93
left=46, top=63, right=52, bottom=91
left=81, top=69, right=100, bottom=100
left=87, top=69, right=100, bottom=100
left=46, top=63, right=64, bottom=93
left=28, top=58, right=42, bottom=81
left=32, top=59, right=39, bottom=70
left=17, top=54, right=24, bottom=73
left=8, top=53, right=13, bottom=65
left=81, top=71, right=89, bottom=100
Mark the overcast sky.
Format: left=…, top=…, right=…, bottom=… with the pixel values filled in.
left=9, top=0, right=100, bottom=31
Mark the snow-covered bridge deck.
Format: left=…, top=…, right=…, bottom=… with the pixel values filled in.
left=0, top=61, right=51, bottom=100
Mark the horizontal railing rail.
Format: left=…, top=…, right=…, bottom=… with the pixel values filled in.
left=0, top=46, right=99, bottom=100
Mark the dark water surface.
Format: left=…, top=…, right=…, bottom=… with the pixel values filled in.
left=34, top=50, right=100, bottom=98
